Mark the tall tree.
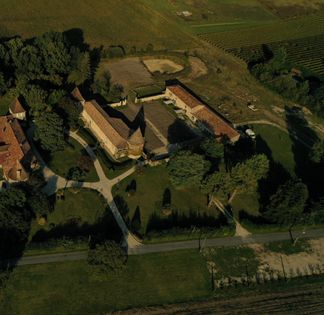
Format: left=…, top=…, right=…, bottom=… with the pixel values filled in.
left=34, top=31, right=71, bottom=75
left=263, top=178, right=309, bottom=242
left=0, top=187, right=30, bottom=258
left=200, top=137, right=224, bottom=161
left=202, top=154, right=269, bottom=201
left=92, top=71, right=111, bottom=99
left=57, top=96, right=81, bottom=129
left=34, top=111, right=65, bottom=152
left=168, top=150, right=211, bottom=188
left=28, top=191, right=51, bottom=218
left=67, top=50, right=91, bottom=85
left=0, top=72, right=7, bottom=95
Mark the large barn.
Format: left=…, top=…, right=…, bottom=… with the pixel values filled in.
left=165, top=84, right=240, bottom=143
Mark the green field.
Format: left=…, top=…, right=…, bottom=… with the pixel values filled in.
left=254, top=124, right=297, bottom=175
left=48, top=137, right=98, bottom=182
left=0, top=250, right=211, bottom=315
left=0, top=0, right=195, bottom=50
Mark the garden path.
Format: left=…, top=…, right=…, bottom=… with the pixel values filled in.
left=29, top=129, right=141, bottom=249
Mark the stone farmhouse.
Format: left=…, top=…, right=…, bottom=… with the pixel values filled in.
left=72, top=88, right=144, bottom=160
left=0, top=116, right=37, bottom=181
left=165, top=84, right=240, bottom=143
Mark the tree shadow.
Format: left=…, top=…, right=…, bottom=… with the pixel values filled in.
left=162, top=188, right=171, bottom=209
left=31, top=209, right=123, bottom=247
left=113, top=195, right=130, bottom=224
left=146, top=209, right=228, bottom=233
left=63, top=28, right=89, bottom=51
left=284, top=106, right=323, bottom=199
left=255, top=135, right=291, bottom=209
left=131, top=206, right=141, bottom=235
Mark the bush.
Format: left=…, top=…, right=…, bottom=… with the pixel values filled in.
left=87, top=241, right=127, bottom=274
left=103, top=46, right=125, bottom=58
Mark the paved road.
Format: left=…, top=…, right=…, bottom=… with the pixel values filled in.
left=9, top=228, right=324, bottom=266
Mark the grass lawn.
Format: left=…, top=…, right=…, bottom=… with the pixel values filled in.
left=77, top=128, right=98, bottom=147
left=28, top=188, right=113, bottom=250
left=0, top=250, right=211, bottom=315
left=47, top=138, right=98, bottom=182
left=231, top=192, right=260, bottom=219
left=96, top=147, right=135, bottom=179
left=254, top=124, right=296, bottom=175
left=112, top=165, right=227, bottom=237
left=134, top=84, right=165, bottom=97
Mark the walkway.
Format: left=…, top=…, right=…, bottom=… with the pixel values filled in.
left=34, top=130, right=141, bottom=249
left=14, top=228, right=324, bottom=266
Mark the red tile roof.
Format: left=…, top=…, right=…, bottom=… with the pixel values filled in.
left=167, top=85, right=203, bottom=109
left=0, top=116, right=34, bottom=180
left=167, top=84, right=240, bottom=142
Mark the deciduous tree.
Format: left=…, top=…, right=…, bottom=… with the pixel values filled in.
left=34, top=111, right=65, bottom=152
left=168, top=150, right=211, bottom=188
left=263, top=178, right=309, bottom=242
left=310, top=139, right=324, bottom=164
left=200, top=137, right=224, bottom=161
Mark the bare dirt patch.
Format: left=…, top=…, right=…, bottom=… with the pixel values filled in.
left=188, top=56, right=208, bottom=79
left=99, top=57, right=153, bottom=92
left=143, top=58, right=184, bottom=74
left=256, top=238, right=324, bottom=275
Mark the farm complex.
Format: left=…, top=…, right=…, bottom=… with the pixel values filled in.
left=0, top=1, right=324, bottom=315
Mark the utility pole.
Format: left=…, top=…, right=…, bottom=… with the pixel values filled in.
left=280, top=255, right=287, bottom=281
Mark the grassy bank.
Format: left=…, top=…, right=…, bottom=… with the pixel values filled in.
left=0, top=250, right=211, bottom=315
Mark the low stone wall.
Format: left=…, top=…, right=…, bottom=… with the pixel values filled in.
left=134, top=92, right=165, bottom=103
left=108, top=99, right=127, bottom=108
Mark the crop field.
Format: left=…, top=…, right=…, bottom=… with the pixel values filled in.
left=230, top=34, right=324, bottom=76
left=259, top=0, right=324, bottom=19
left=199, top=12, right=324, bottom=48
left=197, top=11, right=324, bottom=76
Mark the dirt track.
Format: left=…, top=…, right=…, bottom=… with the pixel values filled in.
left=114, top=283, right=324, bottom=315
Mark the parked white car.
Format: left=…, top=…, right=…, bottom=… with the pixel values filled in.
left=245, top=128, right=256, bottom=140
